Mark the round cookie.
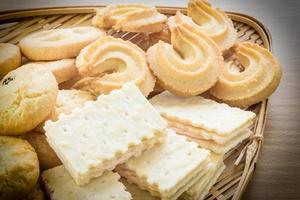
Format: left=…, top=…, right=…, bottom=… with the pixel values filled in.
left=0, top=43, right=21, bottom=79
left=22, top=131, right=61, bottom=170
left=18, top=26, right=106, bottom=61
left=0, top=136, right=39, bottom=200
left=0, top=64, right=58, bottom=135
left=22, top=184, right=45, bottom=200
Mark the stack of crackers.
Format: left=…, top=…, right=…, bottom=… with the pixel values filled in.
left=41, top=83, right=255, bottom=200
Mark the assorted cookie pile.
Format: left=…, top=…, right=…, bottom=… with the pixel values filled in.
left=0, top=0, right=282, bottom=200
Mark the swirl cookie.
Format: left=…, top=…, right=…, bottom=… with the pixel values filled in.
left=19, top=26, right=105, bottom=61
left=74, top=36, right=155, bottom=96
left=147, top=11, right=223, bottom=96
left=33, top=59, right=78, bottom=84
left=0, top=43, right=21, bottom=79
left=0, top=64, right=58, bottom=135
left=0, top=136, right=39, bottom=200
left=22, top=131, right=61, bottom=170
left=210, top=42, right=282, bottom=107
left=92, top=4, right=167, bottom=32
left=188, top=0, right=237, bottom=50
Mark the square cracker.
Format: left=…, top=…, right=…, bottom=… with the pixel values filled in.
left=182, top=154, right=225, bottom=200
left=150, top=91, right=256, bottom=135
left=117, top=130, right=210, bottom=200
left=45, top=83, right=167, bottom=186
left=42, top=166, right=131, bottom=200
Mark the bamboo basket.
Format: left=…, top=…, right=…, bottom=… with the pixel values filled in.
left=0, top=5, right=271, bottom=200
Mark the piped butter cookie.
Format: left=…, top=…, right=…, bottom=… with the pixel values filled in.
left=210, top=42, right=282, bottom=107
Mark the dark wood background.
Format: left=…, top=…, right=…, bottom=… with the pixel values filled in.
left=1, top=0, right=299, bottom=199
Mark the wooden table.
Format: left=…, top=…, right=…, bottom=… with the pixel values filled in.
left=1, top=0, right=299, bottom=199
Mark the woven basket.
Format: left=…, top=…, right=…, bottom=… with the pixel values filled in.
left=0, top=6, right=271, bottom=200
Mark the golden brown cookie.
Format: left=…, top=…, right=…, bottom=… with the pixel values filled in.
left=92, top=4, right=167, bottom=33
left=147, top=11, right=223, bottom=96
left=22, top=131, right=61, bottom=170
left=22, top=184, right=45, bottom=200
left=74, top=36, right=155, bottom=96
left=0, top=136, right=39, bottom=200
left=210, top=42, right=282, bottom=107
left=19, top=26, right=106, bottom=61
left=188, top=0, right=237, bottom=51
left=0, top=43, right=21, bottom=79
left=0, top=64, right=58, bottom=135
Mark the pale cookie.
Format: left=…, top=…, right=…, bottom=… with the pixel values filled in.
left=74, top=36, right=155, bottom=96
left=188, top=0, right=237, bottom=51
left=33, top=59, right=78, bottom=84
left=0, top=43, right=21, bottom=79
left=0, top=64, right=58, bottom=135
left=19, top=26, right=106, bottom=61
left=22, top=131, right=61, bottom=170
left=147, top=11, right=223, bottom=96
left=210, top=42, right=282, bottom=107
left=0, top=136, right=39, bottom=200
left=35, top=89, right=95, bottom=133
left=92, top=4, right=167, bottom=33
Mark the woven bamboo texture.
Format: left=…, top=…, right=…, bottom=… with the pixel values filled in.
left=0, top=6, right=271, bottom=200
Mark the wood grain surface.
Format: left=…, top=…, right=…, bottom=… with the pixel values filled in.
left=1, top=0, right=299, bottom=199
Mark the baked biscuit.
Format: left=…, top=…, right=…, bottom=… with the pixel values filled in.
left=0, top=43, right=21, bottom=79
left=188, top=0, right=237, bottom=51
left=210, top=42, right=282, bottom=107
left=92, top=4, right=167, bottom=32
left=0, top=136, right=39, bottom=200
left=22, top=131, right=61, bottom=170
left=35, top=89, right=95, bottom=133
left=22, top=184, right=45, bottom=200
left=33, top=59, right=78, bottom=84
left=74, top=36, right=155, bottom=96
left=147, top=11, right=223, bottom=96
left=0, top=64, right=58, bottom=135
left=19, top=26, right=105, bottom=61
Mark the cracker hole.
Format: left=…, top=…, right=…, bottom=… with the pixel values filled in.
left=164, top=171, right=169, bottom=176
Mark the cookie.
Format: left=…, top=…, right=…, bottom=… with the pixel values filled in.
left=188, top=0, right=237, bottom=50
left=34, top=89, right=95, bottom=133
left=0, top=136, right=39, bottom=200
left=19, top=26, right=106, bottom=61
left=92, top=4, right=167, bottom=32
left=74, top=36, right=155, bottom=96
left=0, top=64, right=58, bottom=135
left=33, top=59, right=78, bottom=84
left=0, top=43, right=21, bottom=79
left=210, top=42, right=282, bottom=107
left=22, top=184, right=45, bottom=200
left=147, top=11, right=223, bottom=96
left=22, top=131, right=61, bottom=170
